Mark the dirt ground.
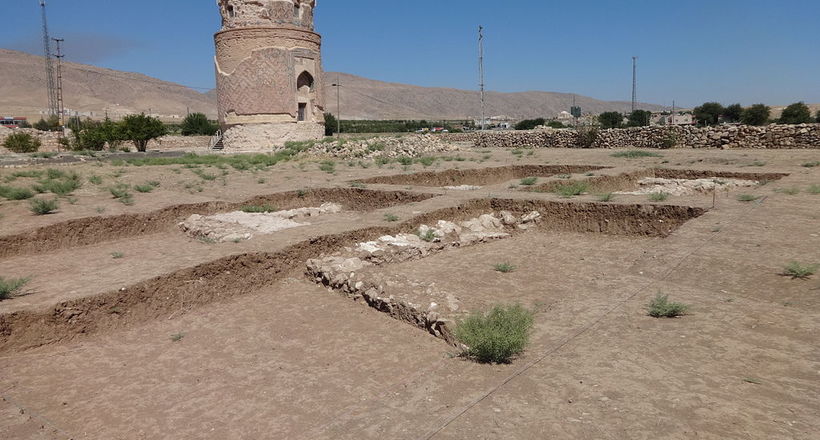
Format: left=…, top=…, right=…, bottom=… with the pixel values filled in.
left=0, top=146, right=818, bottom=439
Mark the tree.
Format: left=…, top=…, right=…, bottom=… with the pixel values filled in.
left=816, top=110, right=820, bottom=123
left=514, top=118, right=546, bottom=130
left=180, top=113, right=218, bottom=136
left=627, top=110, right=652, bottom=127
left=693, top=102, right=725, bottom=126
left=65, top=118, right=123, bottom=151
left=3, top=132, right=41, bottom=153
left=545, top=121, right=565, bottom=129
left=723, top=104, right=743, bottom=123
left=119, top=114, right=167, bottom=152
left=598, top=112, right=624, bottom=129
left=324, top=113, right=338, bottom=136
left=33, top=115, right=61, bottom=132
left=779, top=102, right=812, bottom=124
left=741, top=104, right=770, bottom=126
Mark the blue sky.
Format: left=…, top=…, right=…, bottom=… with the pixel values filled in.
left=3, top=0, right=819, bottom=108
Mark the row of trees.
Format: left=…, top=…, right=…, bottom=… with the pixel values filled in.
left=598, top=110, right=654, bottom=129
left=694, top=102, right=818, bottom=126
left=323, top=114, right=473, bottom=135
left=514, top=118, right=567, bottom=130
left=29, top=113, right=218, bottom=137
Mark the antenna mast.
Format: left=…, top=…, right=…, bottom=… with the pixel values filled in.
left=478, top=26, right=486, bottom=131
left=631, top=56, right=638, bottom=113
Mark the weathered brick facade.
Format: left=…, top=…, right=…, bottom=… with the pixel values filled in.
left=215, top=0, right=324, bottom=150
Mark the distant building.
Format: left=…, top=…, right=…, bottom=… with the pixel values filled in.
left=651, top=112, right=695, bottom=126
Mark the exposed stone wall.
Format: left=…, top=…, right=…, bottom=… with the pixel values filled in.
left=444, top=124, right=820, bottom=149
left=222, top=122, right=324, bottom=151
left=146, top=135, right=211, bottom=151
left=0, top=128, right=64, bottom=153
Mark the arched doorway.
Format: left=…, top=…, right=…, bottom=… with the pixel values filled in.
left=296, top=71, right=314, bottom=121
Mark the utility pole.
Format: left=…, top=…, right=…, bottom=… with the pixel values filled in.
left=631, top=56, right=638, bottom=113
left=671, top=100, right=676, bottom=126
left=331, top=74, right=342, bottom=137
left=40, top=0, right=58, bottom=119
left=53, top=38, right=65, bottom=127
left=478, top=26, right=486, bottom=131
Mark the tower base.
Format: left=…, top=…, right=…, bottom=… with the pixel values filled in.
left=221, top=122, right=324, bottom=152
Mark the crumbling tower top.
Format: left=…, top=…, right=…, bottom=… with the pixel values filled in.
left=217, top=0, right=316, bottom=30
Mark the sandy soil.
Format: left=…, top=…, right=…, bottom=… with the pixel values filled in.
left=0, top=147, right=818, bottom=439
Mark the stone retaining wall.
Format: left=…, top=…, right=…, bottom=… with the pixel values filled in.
left=0, top=128, right=63, bottom=152
left=444, top=124, right=820, bottom=149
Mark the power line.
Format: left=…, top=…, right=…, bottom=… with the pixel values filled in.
left=478, top=25, right=486, bottom=130
left=631, top=56, right=638, bottom=113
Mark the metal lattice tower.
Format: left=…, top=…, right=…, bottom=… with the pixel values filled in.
left=631, top=56, right=638, bottom=113
left=478, top=26, right=486, bottom=131
left=53, top=38, right=65, bottom=126
left=40, top=0, right=59, bottom=119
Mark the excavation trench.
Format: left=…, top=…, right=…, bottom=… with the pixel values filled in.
left=308, top=198, right=707, bottom=344
left=357, top=165, right=610, bottom=187
left=0, top=188, right=434, bottom=259
left=530, top=168, right=789, bottom=194
left=0, top=197, right=705, bottom=353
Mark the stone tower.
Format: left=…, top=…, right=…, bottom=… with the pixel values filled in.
left=214, top=0, right=324, bottom=150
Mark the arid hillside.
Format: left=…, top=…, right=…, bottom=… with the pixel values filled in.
left=2, top=48, right=665, bottom=121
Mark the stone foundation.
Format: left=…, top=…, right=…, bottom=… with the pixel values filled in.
left=222, top=122, right=324, bottom=151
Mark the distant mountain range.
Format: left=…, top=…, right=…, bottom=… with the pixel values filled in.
left=1, top=48, right=666, bottom=122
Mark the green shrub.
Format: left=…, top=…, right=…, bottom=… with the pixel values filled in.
left=493, top=263, right=516, bottom=273
left=0, top=185, right=35, bottom=200
left=3, top=132, right=41, bottom=153
left=554, top=181, right=589, bottom=197
left=455, top=304, right=534, bottom=363
left=775, top=187, right=800, bottom=195
left=598, top=193, right=614, bottom=202
left=659, top=132, right=680, bottom=149
left=808, top=185, right=820, bottom=195
left=782, top=262, right=818, bottom=279
left=647, top=294, right=688, bottom=318
left=417, top=229, right=437, bottom=242
left=611, top=150, right=662, bottom=158
left=649, top=192, right=670, bottom=202
left=384, top=213, right=399, bottom=222
left=319, top=160, right=336, bottom=173
left=180, top=113, right=218, bottom=136
left=800, top=161, right=820, bottom=168
left=576, top=126, right=599, bottom=148
left=737, top=194, right=760, bottom=202
left=0, top=277, right=30, bottom=300
left=240, top=204, right=277, bottom=213
left=520, top=177, right=538, bottom=186
left=29, top=198, right=59, bottom=215
left=88, top=175, right=103, bottom=185
left=40, top=176, right=82, bottom=196
left=134, top=184, right=155, bottom=193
